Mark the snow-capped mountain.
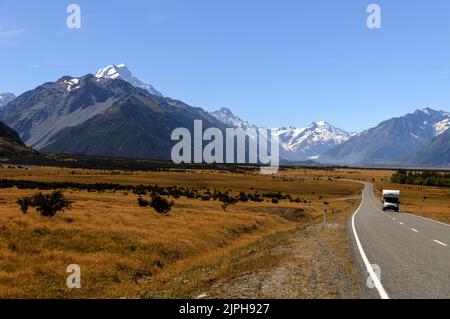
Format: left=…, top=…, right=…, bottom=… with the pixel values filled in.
left=273, top=122, right=353, bottom=160
left=210, top=108, right=257, bottom=131
left=0, top=71, right=225, bottom=159
left=0, top=75, right=143, bottom=149
left=321, top=107, right=450, bottom=165
left=210, top=107, right=352, bottom=161
left=0, top=92, right=16, bottom=107
left=95, top=64, right=162, bottom=97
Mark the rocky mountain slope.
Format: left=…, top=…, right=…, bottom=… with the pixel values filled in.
left=320, top=108, right=450, bottom=166
left=0, top=69, right=224, bottom=160
left=407, top=127, right=450, bottom=166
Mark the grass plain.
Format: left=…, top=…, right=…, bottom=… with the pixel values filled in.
left=0, top=165, right=448, bottom=298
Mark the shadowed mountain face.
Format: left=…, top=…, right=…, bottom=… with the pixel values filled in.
left=41, top=94, right=226, bottom=160
left=0, top=121, right=37, bottom=156
left=0, top=74, right=226, bottom=160
left=0, top=121, right=24, bottom=146
left=407, top=128, right=450, bottom=166
left=320, top=108, right=450, bottom=166
left=0, top=74, right=147, bottom=149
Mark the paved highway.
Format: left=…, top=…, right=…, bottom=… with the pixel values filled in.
left=349, top=182, right=450, bottom=299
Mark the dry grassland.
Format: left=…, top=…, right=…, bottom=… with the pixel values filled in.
left=0, top=165, right=447, bottom=298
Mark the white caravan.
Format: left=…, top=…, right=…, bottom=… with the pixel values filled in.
left=382, top=190, right=400, bottom=212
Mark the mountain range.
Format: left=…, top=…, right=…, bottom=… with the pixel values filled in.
left=0, top=64, right=449, bottom=167
left=0, top=68, right=224, bottom=160
left=320, top=108, right=450, bottom=166
left=210, top=107, right=353, bottom=161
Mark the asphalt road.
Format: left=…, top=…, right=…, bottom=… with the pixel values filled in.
left=349, top=182, right=450, bottom=299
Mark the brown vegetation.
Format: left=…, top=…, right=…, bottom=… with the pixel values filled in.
left=0, top=165, right=447, bottom=298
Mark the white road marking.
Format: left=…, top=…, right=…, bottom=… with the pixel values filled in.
left=351, top=188, right=390, bottom=300
left=366, top=184, right=449, bottom=229
left=433, top=240, right=448, bottom=247
left=411, top=215, right=450, bottom=227
left=348, top=181, right=448, bottom=298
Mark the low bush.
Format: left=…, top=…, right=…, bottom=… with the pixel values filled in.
left=150, top=195, right=174, bottom=214
left=17, top=191, right=72, bottom=217
left=137, top=197, right=150, bottom=207
left=17, top=197, right=32, bottom=214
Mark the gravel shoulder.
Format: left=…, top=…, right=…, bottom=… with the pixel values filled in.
left=197, top=198, right=363, bottom=299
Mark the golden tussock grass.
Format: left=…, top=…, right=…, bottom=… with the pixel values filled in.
left=0, top=166, right=446, bottom=298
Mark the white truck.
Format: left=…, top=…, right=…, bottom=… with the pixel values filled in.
left=382, top=190, right=400, bottom=212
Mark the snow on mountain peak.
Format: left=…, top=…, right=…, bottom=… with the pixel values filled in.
left=94, top=64, right=162, bottom=97
left=63, top=78, right=81, bottom=92
left=210, top=107, right=352, bottom=161
left=210, top=107, right=256, bottom=131
left=418, top=107, right=431, bottom=115
left=273, top=120, right=352, bottom=160
left=435, top=118, right=450, bottom=136
left=412, top=107, right=450, bottom=136
left=0, top=92, right=16, bottom=107
left=415, top=107, right=449, bottom=118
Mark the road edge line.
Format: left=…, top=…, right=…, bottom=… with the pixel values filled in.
left=411, top=214, right=450, bottom=227
left=351, top=184, right=390, bottom=299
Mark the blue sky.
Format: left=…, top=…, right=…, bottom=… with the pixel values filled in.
left=0, top=0, right=450, bottom=132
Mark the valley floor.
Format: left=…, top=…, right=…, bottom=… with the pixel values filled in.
left=0, top=165, right=447, bottom=298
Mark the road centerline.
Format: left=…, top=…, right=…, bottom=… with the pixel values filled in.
left=433, top=240, right=448, bottom=247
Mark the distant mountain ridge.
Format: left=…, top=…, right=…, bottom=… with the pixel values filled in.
left=320, top=107, right=450, bottom=166
left=210, top=107, right=353, bottom=161
left=0, top=93, right=16, bottom=107
left=0, top=66, right=225, bottom=160
left=273, top=121, right=353, bottom=161
left=1, top=64, right=449, bottom=167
